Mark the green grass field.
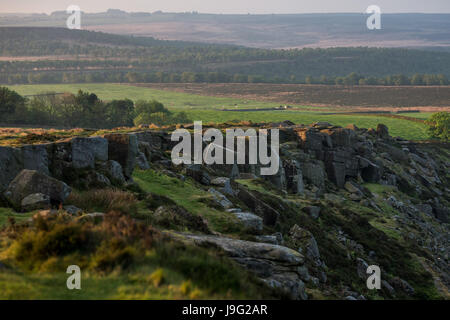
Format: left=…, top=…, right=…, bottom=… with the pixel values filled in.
left=8, top=83, right=433, bottom=140
left=8, top=83, right=284, bottom=110
left=396, top=112, right=433, bottom=120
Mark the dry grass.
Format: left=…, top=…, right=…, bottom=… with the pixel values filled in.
left=66, top=189, right=139, bottom=215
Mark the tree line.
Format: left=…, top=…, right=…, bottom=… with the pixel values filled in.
left=1, top=71, right=448, bottom=86
left=2, top=28, right=450, bottom=85
left=0, top=87, right=190, bottom=128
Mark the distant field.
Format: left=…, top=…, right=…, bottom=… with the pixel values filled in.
left=9, top=83, right=288, bottom=110
left=7, top=83, right=435, bottom=140
left=136, top=83, right=450, bottom=110
left=186, top=110, right=430, bottom=140
left=396, top=112, right=434, bottom=120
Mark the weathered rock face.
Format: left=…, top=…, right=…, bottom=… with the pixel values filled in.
left=178, top=233, right=308, bottom=300
left=264, top=157, right=287, bottom=191
left=71, top=136, right=108, bottom=169
left=0, top=144, right=51, bottom=193
left=324, top=128, right=357, bottom=147
left=208, top=188, right=233, bottom=209
left=230, top=210, right=263, bottom=232
left=84, top=171, right=111, bottom=189
left=292, top=124, right=393, bottom=189
left=97, top=160, right=126, bottom=186
left=296, top=128, right=329, bottom=151
left=302, top=161, right=325, bottom=189
left=104, top=133, right=138, bottom=179
left=0, top=146, right=23, bottom=193
left=186, top=164, right=211, bottom=185
left=47, top=140, right=72, bottom=181
left=236, top=187, right=279, bottom=226
left=0, top=134, right=137, bottom=194
left=210, top=177, right=235, bottom=196
left=134, top=131, right=172, bottom=151
left=282, top=160, right=304, bottom=194
left=136, top=152, right=150, bottom=170
left=21, top=144, right=50, bottom=175
left=290, top=225, right=321, bottom=263
left=4, top=169, right=71, bottom=210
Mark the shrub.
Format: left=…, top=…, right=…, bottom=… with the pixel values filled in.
left=90, top=238, right=137, bottom=272
left=99, top=211, right=158, bottom=247
left=133, top=100, right=191, bottom=126
left=8, top=211, right=158, bottom=272
left=0, top=87, right=25, bottom=119
left=10, top=222, right=94, bottom=269
left=426, top=112, right=449, bottom=141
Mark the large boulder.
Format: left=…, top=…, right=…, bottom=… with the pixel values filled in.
left=71, top=136, right=108, bottom=169
left=210, top=177, right=235, bottom=195
left=231, top=210, right=263, bottom=232
left=104, top=133, right=138, bottom=179
left=4, top=169, right=71, bottom=210
left=136, top=151, right=150, bottom=170
left=21, top=193, right=51, bottom=211
left=377, top=142, right=409, bottom=163
left=178, top=233, right=307, bottom=300
left=84, top=171, right=111, bottom=189
left=0, top=145, right=50, bottom=193
left=97, top=160, right=126, bottom=186
left=208, top=188, right=233, bottom=209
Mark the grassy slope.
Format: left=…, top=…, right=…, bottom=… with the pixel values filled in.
left=132, top=169, right=242, bottom=234
left=8, top=83, right=431, bottom=140
left=0, top=169, right=271, bottom=300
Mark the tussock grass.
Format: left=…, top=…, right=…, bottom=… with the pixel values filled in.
left=66, top=189, right=138, bottom=215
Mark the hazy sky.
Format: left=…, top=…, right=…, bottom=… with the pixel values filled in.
left=1, top=0, right=450, bottom=14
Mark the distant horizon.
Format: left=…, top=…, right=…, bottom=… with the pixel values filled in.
left=1, top=9, right=450, bottom=15
left=1, top=0, right=450, bottom=15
